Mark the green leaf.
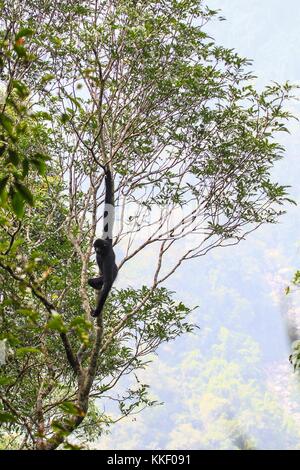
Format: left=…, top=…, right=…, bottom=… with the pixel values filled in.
left=17, top=309, right=39, bottom=323
left=9, top=237, right=24, bottom=255
left=14, top=181, right=34, bottom=206
left=0, top=176, right=9, bottom=198
left=31, top=158, right=47, bottom=176
left=0, top=143, right=7, bottom=156
left=7, top=148, right=19, bottom=166
left=47, top=312, right=67, bottom=333
left=15, top=28, right=34, bottom=40
left=0, top=412, right=16, bottom=423
left=51, top=420, right=70, bottom=436
left=60, top=113, right=71, bottom=124
left=292, top=270, right=300, bottom=285
left=41, top=73, right=55, bottom=84
left=32, top=152, right=51, bottom=161
left=59, top=402, right=85, bottom=416
left=16, top=347, right=41, bottom=357
left=34, top=111, right=52, bottom=121
left=22, top=158, right=29, bottom=177
left=0, top=113, right=13, bottom=135
left=16, top=121, right=28, bottom=135
left=70, top=316, right=92, bottom=330
left=11, top=191, right=25, bottom=219
left=0, top=376, right=12, bottom=386
left=13, top=45, right=27, bottom=58
left=12, top=80, right=30, bottom=99
left=67, top=94, right=82, bottom=109
left=63, top=442, right=83, bottom=450
left=50, top=36, right=62, bottom=48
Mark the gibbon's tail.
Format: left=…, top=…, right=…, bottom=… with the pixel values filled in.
left=102, top=168, right=115, bottom=241
left=91, top=282, right=112, bottom=317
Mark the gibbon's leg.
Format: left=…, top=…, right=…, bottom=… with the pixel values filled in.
left=88, top=275, right=103, bottom=290
left=91, top=281, right=113, bottom=318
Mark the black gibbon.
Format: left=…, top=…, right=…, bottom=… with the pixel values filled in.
left=88, top=167, right=118, bottom=318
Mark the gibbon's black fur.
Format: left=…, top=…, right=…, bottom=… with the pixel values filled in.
left=88, top=238, right=118, bottom=317
left=88, top=167, right=118, bottom=318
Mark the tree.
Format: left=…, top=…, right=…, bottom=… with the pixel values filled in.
left=0, top=0, right=296, bottom=449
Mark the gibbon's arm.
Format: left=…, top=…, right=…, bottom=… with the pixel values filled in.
left=102, top=166, right=114, bottom=241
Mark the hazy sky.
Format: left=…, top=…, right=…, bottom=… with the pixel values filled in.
left=210, top=0, right=300, bottom=84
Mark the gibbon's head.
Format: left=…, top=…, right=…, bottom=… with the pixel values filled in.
left=94, top=238, right=110, bottom=254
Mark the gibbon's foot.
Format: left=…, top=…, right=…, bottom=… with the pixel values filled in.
left=91, top=309, right=100, bottom=318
